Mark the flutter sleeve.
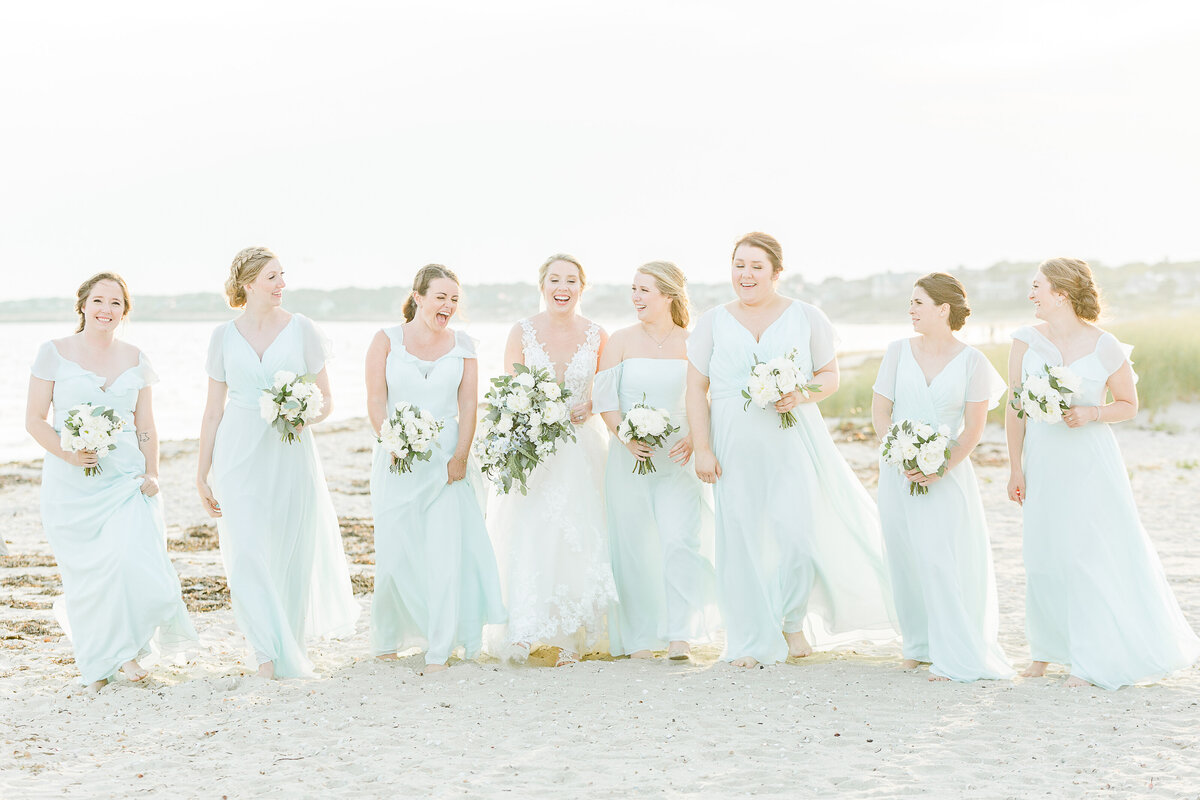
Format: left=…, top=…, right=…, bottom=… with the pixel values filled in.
left=871, top=340, right=903, bottom=402
left=205, top=325, right=227, bottom=382
left=804, top=304, right=839, bottom=370
left=965, top=347, right=1008, bottom=409
left=298, top=314, right=334, bottom=375
left=592, top=364, right=621, bottom=415
left=687, top=310, right=715, bottom=377
left=1096, top=332, right=1138, bottom=384
left=31, top=341, right=59, bottom=381
left=454, top=330, right=479, bottom=360
left=139, top=352, right=160, bottom=387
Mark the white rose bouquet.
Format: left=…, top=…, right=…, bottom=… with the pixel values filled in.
left=742, top=349, right=822, bottom=429
left=60, top=403, right=127, bottom=476
left=880, top=419, right=955, bottom=496
left=616, top=395, right=681, bottom=476
left=472, top=364, right=575, bottom=495
left=260, top=370, right=325, bottom=444
left=1011, top=364, right=1081, bottom=424
left=377, top=401, right=445, bottom=475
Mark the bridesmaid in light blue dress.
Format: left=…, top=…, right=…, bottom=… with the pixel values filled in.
left=1007, top=258, right=1199, bottom=689
left=594, top=262, right=718, bottom=661
left=26, top=273, right=195, bottom=689
left=197, top=247, right=359, bottom=679
left=365, top=265, right=505, bottom=674
left=686, top=232, right=895, bottom=667
left=871, top=273, right=1013, bottom=682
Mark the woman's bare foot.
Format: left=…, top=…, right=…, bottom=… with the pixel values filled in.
left=730, top=657, right=760, bottom=669
left=376, top=653, right=399, bottom=662
left=120, top=659, right=148, bottom=682
left=1064, top=675, right=1092, bottom=688
left=784, top=631, right=812, bottom=659
left=555, top=649, right=580, bottom=667
left=1021, top=661, right=1048, bottom=678
left=420, top=662, right=449, bottom=675
left=928, top=674, right=951, bottom=682
left=901, top=659, right=922, bottom=670
left=256, top=661, right=275, bottom=679
left=667, top=641, right=690, bottom=661
left=630, top=649, right=654, bottom=660
left=509, top=641, right=531, bottom=664
left=87, top=678, right=108, bottom=693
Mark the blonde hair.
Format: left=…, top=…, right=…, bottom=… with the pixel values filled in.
left=637, top=261, right=691, bottom=328
left=1039, top=257, right=1102, bottom=322
left=731, top=232, right=784, bottom=275
left=915, top=272, right=971, bottom=331
left=74, top=272, right=131, bottom=333
left=403, top=264, right=460, bottom=322
left=538, top=253, right=587, bottom=287
left=225, top=247, right=277, bottom=308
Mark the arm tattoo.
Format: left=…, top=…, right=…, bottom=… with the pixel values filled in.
left=137, top=430, right=151, bottom=443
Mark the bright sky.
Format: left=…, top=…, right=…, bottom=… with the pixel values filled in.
left=3, top=1, right=1198, bottom=301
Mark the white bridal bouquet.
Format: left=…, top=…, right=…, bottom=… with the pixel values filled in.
left=880, top=419, right=955, bottom=496
left=616, top=396, right=681, bottom=476
left=60, top=403, right=127, bottom=476
left=377, top=402, right=445, bottom=475
left=742, top=349, right=822, bottom=428
left=1011, top=364, right=1082, bottom=424
left=260, top=370, right=324, bottom=444
left=472, top=364, right=575, bottom=495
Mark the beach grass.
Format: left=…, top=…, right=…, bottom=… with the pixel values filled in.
left=823, top=314, right=1200, bottom=422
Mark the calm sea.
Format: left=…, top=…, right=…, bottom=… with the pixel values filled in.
left=0, top=317, right=1007, bottom=461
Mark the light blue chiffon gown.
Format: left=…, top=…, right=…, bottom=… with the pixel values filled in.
left=593, top=358, right=719, bottom=655
left=206, top=314, right=360, bottom=677
left=370, top=326, right=506, bottom=664
left=688, top=302, right=896, bottom=665
left=873, top=339, right=1014, bottom=681
left=32, top=341, right=196, bottom=685
left=1015, top=325, right=1200, bottom=689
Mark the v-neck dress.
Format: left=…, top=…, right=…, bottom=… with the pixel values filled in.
left=593, top=357, right=719, bottom=655
left=688, top=302, right=896, bottom=664
left=369, top=325, right=505, bottom=663
left=1014, top=325, right=1199, bottom=688
left=873, top=339, right=1013, bottom=681
left=206, top=314, right=360, bottom=677
left=32, top=341, right=196, bottom=684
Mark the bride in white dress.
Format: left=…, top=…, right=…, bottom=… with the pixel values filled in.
left=487, top=254, right=617, bottom=666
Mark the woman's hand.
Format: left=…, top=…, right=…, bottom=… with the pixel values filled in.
left=197, top=480, right=222, bottom=518
left=774, top=391, right=801, bottom=414
left=694, top=448, right=722, bottom=484
left=668, top=436, right=693, bottom=466
left=570, top=400, right=592, bottom=426
left=1007, top=470, right=1025, bottom=506
left=624, top=438, right=653, bottom=462
left=447, top=454, right=467, bottom=484
left=138, top=474, right=160, bottom=497
left=64, top=449, right=98, bottom=469
left=904, top=468, right=941, bottom=489
left=1063, top=406, right=1098, bottom=429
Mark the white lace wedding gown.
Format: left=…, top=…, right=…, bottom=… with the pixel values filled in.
left=486, top=319, right=617, bottom=657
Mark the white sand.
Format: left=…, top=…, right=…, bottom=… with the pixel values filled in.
left=3, top=411, right=1199, bottom=798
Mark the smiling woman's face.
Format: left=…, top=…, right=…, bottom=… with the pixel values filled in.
left=82, top=280, right=128, bottom=331
left=731, top=244, right=778, bottom=304
left=542, top=259, right=583, bottom=313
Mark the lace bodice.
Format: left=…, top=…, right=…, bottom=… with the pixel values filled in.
left=519, top=318, right=601, bottom=401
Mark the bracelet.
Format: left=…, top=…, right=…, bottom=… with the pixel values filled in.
left=1093, top=406, right=1102, bottom=423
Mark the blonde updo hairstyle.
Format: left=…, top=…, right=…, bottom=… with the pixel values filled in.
left=915, top=272, right=971, bottom=331
left=731, top=232, right=784, bottom=276
left=74, top=272, right=132, bottom=333
left=225, top=247, right=278, bottom=308
left=538, top=253, right=587, bottom=288
left=637, top=261, right=691, bottom=328
left=403, top=264, right=460, bottom=322
left=1038, top=257, right=1102, bottom=322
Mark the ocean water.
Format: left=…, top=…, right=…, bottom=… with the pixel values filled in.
left=1, top=317, right=1003, bottom=461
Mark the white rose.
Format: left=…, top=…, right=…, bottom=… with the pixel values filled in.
left=506, top=388, right=533, bottom=413
left=1048, top=366, right=1083, bottom=393
left=913, top=422, right=934, bottom=440
left=540, top=381, right=561, bottom=400
left=1025, top=373, right=1051, bottom=397
left=259, top=394, right=279, bottom=422
left=529, top=423, right=543, bottom=440
left=542, top=401, right=567, bottom=425
left=496, top=412, right=514, bottom=434
left=515, top=372, right=536, bottom=388
left=272, top=370, right=297, bottom=390
left=900, top=442, right=919, bottom=461
left=916, top=442, right=946, bottom=474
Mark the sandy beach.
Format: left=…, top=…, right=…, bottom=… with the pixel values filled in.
left=3, top=411, right=1199, bottom=798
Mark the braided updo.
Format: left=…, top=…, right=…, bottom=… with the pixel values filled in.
left=1038, top=257, right=1102, bottom=322
left=225, top=247, right=278, bottom=308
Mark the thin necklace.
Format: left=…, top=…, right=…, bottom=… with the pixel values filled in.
left=642, top=324, right=674, bottom=349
